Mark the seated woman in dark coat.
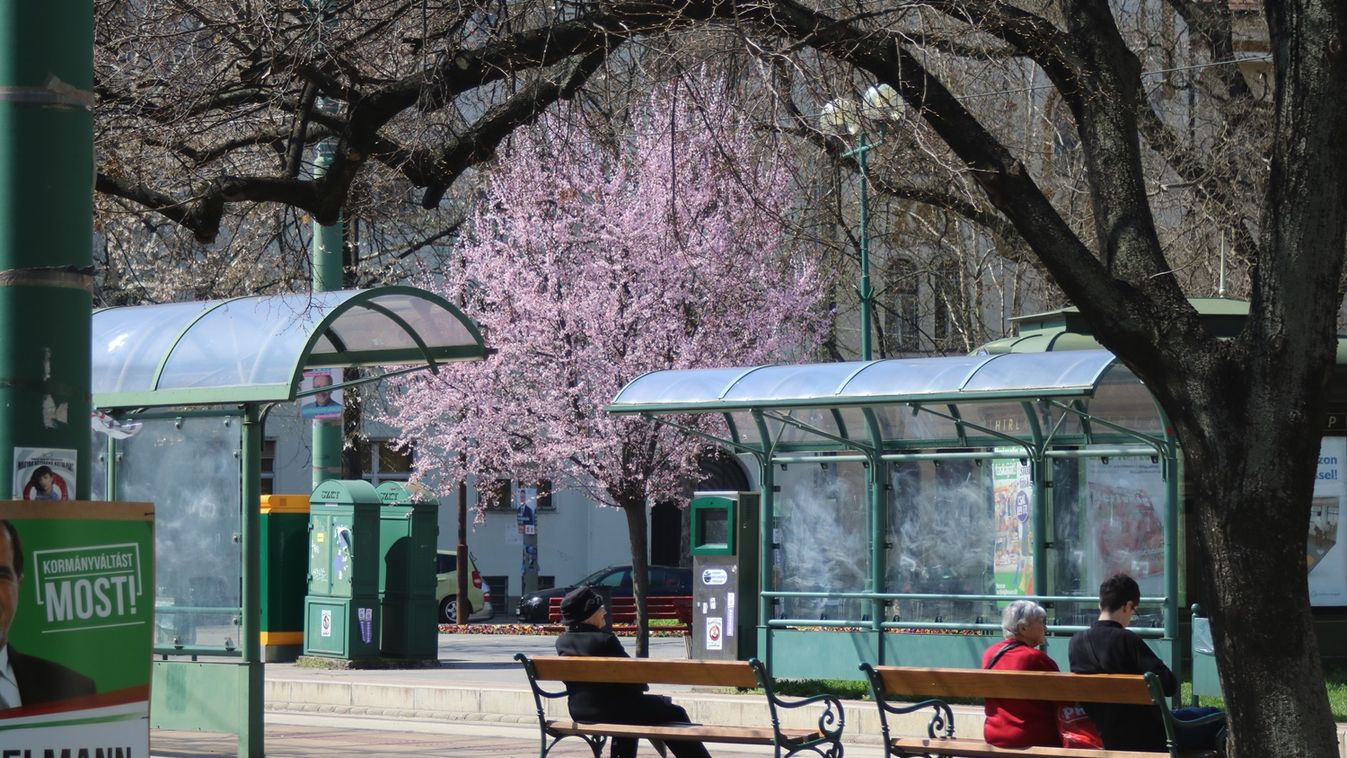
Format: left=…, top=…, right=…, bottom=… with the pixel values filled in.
left=555, top=586, right=711, bottom=758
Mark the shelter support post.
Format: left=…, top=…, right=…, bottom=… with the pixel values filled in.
left=240, top=404, right=264, bottom=756
left=1032, top=455, right=1048, bottom=598
left=867, top=458, right=886, bottom=631
left=1164, top=446, right=1180, bottom=695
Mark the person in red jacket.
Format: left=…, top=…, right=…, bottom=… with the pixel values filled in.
left=981, top=600, right=1060, bottom=748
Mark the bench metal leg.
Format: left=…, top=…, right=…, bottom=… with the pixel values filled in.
left=649, top=738, right=669, bottom=757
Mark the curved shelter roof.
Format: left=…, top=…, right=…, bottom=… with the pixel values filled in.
left=608, top=350, right=1166, bottom=452
left=92, top=286, right=486, bottom=408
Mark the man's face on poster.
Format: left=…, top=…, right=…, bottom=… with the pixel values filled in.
left=0, top=525, right=18, bottom=648
left=312, top=373, right=334, bottom=406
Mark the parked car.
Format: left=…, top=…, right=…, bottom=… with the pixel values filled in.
left=515, top=564, right=693, bottom=622
left=435, top=550, right=493, bottom=623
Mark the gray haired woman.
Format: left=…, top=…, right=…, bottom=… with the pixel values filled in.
left=981, top=600, right=1061, bottom=748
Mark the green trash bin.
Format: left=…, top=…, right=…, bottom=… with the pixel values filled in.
left=375, top=482, right=439, bottom=659
left=304, top=480, right=382, bottom=659
left=260, top=493, right=310, bottom=662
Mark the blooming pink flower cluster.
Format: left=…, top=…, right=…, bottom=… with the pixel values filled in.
left=385, top=76, right=830, bottom=515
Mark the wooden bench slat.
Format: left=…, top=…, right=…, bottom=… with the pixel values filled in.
left=546, top=720, right=819, bottom=745
left=874, top=667, right=1154, bottom=705
left=887, top=737, right=1216, bottom=758
left=528, top=656, right=759, bottom=689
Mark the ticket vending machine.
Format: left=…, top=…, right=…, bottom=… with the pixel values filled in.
left=689, top=491, right=759, bottom=660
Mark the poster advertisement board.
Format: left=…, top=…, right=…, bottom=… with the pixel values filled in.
left=1309, top=437, right=1346, bottom=605
left=1085, top=456, right=1166, bottom=598
left=299, top=369, right=342, bottom=421
left=12, top=449, right=77, bottom=501
left=0, top=501, right=154, bottom=754
left=992, top=454, right=1034, bottom=596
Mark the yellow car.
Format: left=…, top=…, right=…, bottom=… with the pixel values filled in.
left=435, top=549, right=492, bottom=623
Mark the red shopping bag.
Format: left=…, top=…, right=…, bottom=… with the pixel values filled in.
left=1057, top=703, right=1104, bottom=749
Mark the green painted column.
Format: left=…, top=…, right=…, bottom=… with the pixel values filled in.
left=0, top=1, right=94, bottom=498
left=240, top=405, right=264, bottom=756
left=310, top=137, right=342, bottom=489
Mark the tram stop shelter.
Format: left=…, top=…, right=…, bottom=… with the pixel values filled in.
left=88, top=287, right=487, bottom=756
left=608, top=349, right=1184, bottom=680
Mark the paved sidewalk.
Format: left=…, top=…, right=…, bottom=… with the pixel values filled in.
left=151, top=712, right=891, bottom=757
left=150, top=630, right=1347, bottom=757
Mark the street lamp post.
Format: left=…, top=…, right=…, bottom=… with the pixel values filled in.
left=821, top=85, right=903, bottom=362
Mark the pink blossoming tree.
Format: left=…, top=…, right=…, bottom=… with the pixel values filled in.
left=386, top=80, right=830, bottom=654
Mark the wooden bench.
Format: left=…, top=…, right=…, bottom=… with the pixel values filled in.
left=858, top=664, right=1222, bottom=758
left=516, top=654, right=844, bottom=758
left=547, top=595, right=693, bottom=634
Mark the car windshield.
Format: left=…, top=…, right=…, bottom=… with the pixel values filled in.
left=576, top=567, right=623, bottom=587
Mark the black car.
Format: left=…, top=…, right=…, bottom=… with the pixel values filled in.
left=515, top=564, right=693, bottom=622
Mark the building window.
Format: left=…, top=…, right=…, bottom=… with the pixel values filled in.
left=358, top=438, right=413, bottom=486
left=260, top=438, right=276, bottom=495
left=521, top=480, right=554, bottom=511
left=931, top=260, right=962, bottom=349
left=883, top=257, right=920, bottom=354
left=478, top=478, right=512, bottom=510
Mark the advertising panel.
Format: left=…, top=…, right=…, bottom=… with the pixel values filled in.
left=992, top=454, right=1034, bottom=596
left=1085, top=456, right=1166, bottom=598
left=0, top=501, right=154, bottom=754
left=1310, top=437, right=1346, bottom=606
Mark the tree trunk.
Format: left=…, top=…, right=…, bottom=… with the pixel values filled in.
left=1147, top=334, right=1341, bottom=758
left=619, top=493, right=651, bottom=658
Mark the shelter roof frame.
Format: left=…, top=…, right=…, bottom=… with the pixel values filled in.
left=607, top=349, right=1173, bottom=458
left=91, top=286, right=487, bottom=409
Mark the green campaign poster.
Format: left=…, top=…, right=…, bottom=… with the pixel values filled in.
left=0, top=501, right=154, bottom=756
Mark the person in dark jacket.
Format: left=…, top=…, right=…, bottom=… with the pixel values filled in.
left=555, top=586, right=711, bottom=758
left=1068, top=574, right=1224, bottom=752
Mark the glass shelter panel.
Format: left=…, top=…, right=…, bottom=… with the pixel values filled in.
left=872, top=405, right=960, bottom=443
left=1049, top=453, right=1169, bottom=629
left=721, top=363, right=862, bottom=403
left=157, top=295, right=352, bottom=389
left=91, top=300, right=218, bottom=394
left=773, top=407, right=842, bottom=444
left=772, top=462, right=869, bottom=621
left=957, top=401, right=1037, bottom=443
left=1082, top=364, right=1164, bottom=439
left=842, top=356, right=989, bottom=396
left=616, top=368, right=754, bottom=406
left=115, top=414, right=243, bottom=649
left=886, top=459, right=998, bottom=624
left=320, top=293, right=474, bottom=356
left=962, top=351, right=1115, bottom=392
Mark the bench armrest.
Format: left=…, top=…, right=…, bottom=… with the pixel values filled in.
left=749, top=658, right=845, bottom=753
left=859, top=662, right=956, bottom=743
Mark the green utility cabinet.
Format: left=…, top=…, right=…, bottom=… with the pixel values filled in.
left=376, top=482, right=439, bottom=659
left=259, top=493, right=310, bottom=661
left=304, top=480, right=382, bottom=659
left=689, top=492, right=760, bottom=660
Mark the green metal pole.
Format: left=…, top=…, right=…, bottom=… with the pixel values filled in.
left=856, top=133, right=873, bottom=362
left=867, top=456, right=886, bottom=631
left=0, top=1, right=94, bottom=499
left=240, top=405, right=264, bottom=756
left=311, top=122, right=343, bottom=490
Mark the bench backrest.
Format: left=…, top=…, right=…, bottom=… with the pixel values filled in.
left=526, top=656, right=759, bottom=689
left=869, top=666, right=1154, bottom=705
left=546, top=596, right=693, bottom=623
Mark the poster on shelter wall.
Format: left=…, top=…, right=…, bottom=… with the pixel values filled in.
left=1085, top=456, right=1166, bottom=598
left=0, top=501, right=154, bottom=755
left=992, top=453, right=1034, bottom=597
left=1309, top=437, right=1346, bottom=605
left=300, top=369, right=342, bottom=421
